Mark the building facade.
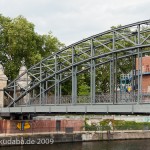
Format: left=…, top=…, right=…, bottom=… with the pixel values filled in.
left=136, top=55, right=150, bottom=93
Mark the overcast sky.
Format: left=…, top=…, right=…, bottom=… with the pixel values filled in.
left=0, top=0, right=150, bottom=45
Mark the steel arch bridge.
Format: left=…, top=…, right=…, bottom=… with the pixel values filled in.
left=2, top=19, right=150, bottom=114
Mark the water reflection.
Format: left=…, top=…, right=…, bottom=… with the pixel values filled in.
left=1, top=140, right=150, bottom=150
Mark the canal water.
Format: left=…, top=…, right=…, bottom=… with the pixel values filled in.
left=1, top=139, right=150, bottom=150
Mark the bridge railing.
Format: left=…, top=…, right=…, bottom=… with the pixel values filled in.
left=12, top=92, right=150, bottom=106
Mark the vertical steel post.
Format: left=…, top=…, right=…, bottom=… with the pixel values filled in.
left=110, top=56, right=115, bottom=104
left=57, top=64, right=60, bottom=104
left=90, top=39, right=96, bottom=104
left=13, top=82, right=16, bottom=107
left=27, top=73, right=29, bottom=106
left=140, top=52, right=143, bottom=101
left=115, top=53, right=118, bottom=103
left=110, top=60, right=112, bottom=103
left=55, top=54, right=57, bottom=105
left=110, top=31, right=116, bottom=104
left=131, top=54, right=136, bottom=102
left=137, top=24, right=141, bottom=103
left=134, top=32, right=139, bottom=102
left=41, top=82, right=45, bottom=104
left=45, top=72, right=48, bottom=104
left=59, top=64, right=62, bottom=104
left=32, top=84, right=35, bottom=105
left=72, top=46, right=77, bottom=105
left=39, top=62, right=42, bottom=105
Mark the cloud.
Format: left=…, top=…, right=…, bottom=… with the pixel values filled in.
left=0, top=0, right=150, bottom=45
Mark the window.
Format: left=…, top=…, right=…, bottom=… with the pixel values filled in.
left=146, top=65, right=149, bottom=72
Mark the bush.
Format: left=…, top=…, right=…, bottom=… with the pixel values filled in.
left=84, top=119, right=150, bottom=131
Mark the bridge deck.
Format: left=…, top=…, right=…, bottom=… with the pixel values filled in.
left=1, top=104, right=150, bottom=114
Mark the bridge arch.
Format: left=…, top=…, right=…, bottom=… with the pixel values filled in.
left=4, top=19, right=150, bottom=107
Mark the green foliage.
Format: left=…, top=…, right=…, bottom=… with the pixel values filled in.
left=84, top=118, right=99, bottom=131
left=96, top=64, right=110, bottom=93
left=0, top=14, right=63, bottom=80
left=100, top=119, right=150, bottom=130
left=61, top=81, right=72, bottom=95
left=77, top=74, right=90, bottom=100
left=78, top=82, right=90, bottom=96
left=84, top=118, right=150, bottom=131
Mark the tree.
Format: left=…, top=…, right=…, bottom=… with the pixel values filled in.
left=78, top=74, right=90, bottom=96
left=0, top=14, right=63, bottom=80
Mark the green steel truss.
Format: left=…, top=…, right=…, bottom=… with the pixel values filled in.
left=4, top=20, right=150, bottom=107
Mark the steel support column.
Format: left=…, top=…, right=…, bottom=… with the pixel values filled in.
left=45, top=72, right=48, bottom=104
left=110, top=54, right=117, bottom=104
left=13, top=82, right=16, bottom=107
left=131, top=54, right=136, bottom=102
left=41, top=82, right=45, bottom=104
left=72, top=47, right=77, bottom=105
left=55, top=55, right=58, bottom=105
left=32, top=82, right=35, bottom=105
left=110, top=60, right=113, bottom=103
left=56, top=63, right=61, bottom=104
left=55, top=55, right=61, bottom=105
left=137, top=24, right=141, bottom=103
left=140, top=52, right=143, bottom=101
left=26, top=73, right=30, bottom=106
left=39, top=62, right=42, bottom=105
left=115, top=53, right=118, bottom=103
left=90, top=39, right=96, bottom=104
left=59, top=64, right=62, bottom=104
left=110, top=32, right=116, bottom=104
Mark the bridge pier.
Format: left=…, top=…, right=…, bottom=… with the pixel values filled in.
left=0, top=64, right=8, bottom=107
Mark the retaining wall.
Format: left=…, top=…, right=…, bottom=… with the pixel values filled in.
left=0, top=130, right=150, bottom=146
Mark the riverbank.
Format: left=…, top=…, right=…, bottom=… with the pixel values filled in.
left=1, top=130, right=150, bottom=146
left=1, top=115, right=150, bottom=146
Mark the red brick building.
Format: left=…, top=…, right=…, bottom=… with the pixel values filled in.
left=136, top=55, right=150, bottom=93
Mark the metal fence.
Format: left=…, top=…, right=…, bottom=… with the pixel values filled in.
left=14, top=92, right=150, bottom=106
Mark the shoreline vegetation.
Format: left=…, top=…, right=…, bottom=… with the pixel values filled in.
left=85, top=119, right=150, bottom=131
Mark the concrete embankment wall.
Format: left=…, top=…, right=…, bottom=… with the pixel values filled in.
left=1, top=131, right=150, bottom=146
left=81, top=130, right=150, bottom=141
